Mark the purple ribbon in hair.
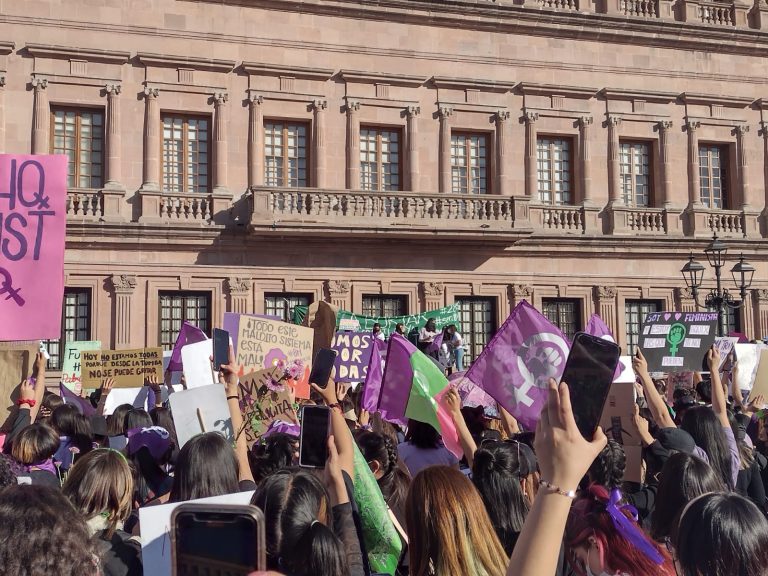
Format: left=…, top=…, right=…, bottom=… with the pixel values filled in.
left=606, top=488, right=664, bottom=565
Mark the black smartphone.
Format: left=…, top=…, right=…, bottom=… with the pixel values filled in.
left=212, top=328, right=230, bottom=371
left=308, top=348, right=338, bottom=389
left=299, top=405, right=331, bottom=468
left=561, top=332, right=621, bottom=439
left=171, top=503, right=265, bottom=576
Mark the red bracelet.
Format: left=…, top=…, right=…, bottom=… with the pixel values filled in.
left=17, top=399, right=36, bottom=408
left=327, top=402, right=342, bottom=412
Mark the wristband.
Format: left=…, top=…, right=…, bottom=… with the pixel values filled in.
left=327, top=402, right=342, bottom=412
left=17, top=399, right=37, bottom=408
left=226, top=395, right=239, bottom=401
left=539, top=479, right=576, bottom=499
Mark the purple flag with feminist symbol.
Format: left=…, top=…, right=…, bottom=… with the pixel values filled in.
left=464, top=301, right=570, bottom=430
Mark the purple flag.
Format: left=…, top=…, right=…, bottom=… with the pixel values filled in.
left=426, top=331, right=444, bottom=355
left=59, top=383, right=96, bottom=417
left=585, top=314, right=624, bottom=379
left=167, top=321, right=207, bottom=372
left=362, top=337, right=387, bottom=414
left=464, top=300, right=570, bottom=430
left=449, top=371, right=496, bottom=408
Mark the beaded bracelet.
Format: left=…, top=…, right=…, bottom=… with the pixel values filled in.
left=539, top=479, right=576, bottom=499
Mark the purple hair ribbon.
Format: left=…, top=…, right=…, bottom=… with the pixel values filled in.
left=606, top=488, right=665, bottom=565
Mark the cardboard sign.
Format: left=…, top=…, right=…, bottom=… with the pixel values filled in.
left=139, top=490, right=255, bottom=576
left=181, top=340, right=216, bottom=389
left=0, top=155, right=67, bottom=341
left=332, top=331, right=374, bottom=382
left=639, top=311, right=718, bottom=372
left=600, top=381, right=642, bottom=483
left=734, top=343, right=763, bottom=391
left=60, top=340, right=101, bottom=395
left=714, top=337, right=738, bottom=370
left=81, top=348, right=164, bottom=388
left=162, top=351, right=183, bottom=386
left=237, top=369, right=298, bottom=446
left=235, top=315, right=313, bottom=399
left=751, top=349, right=768, bottom=399
left=102, top=385, right=182, bottom=416
left=167, top=384, right=233, bottom=448
left=0, top=342, right=37, bottom=431
left=665, top=372, right=695, bottom=403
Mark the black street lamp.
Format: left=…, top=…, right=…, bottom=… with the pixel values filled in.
left=680, top=235, right=755, bottom=337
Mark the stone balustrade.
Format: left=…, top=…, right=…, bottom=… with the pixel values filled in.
left=66, top=190, right=103, bottom=220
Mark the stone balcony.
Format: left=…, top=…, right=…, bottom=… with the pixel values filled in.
left=248, top=187, right=533, bottom=242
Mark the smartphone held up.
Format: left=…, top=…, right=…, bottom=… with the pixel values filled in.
left=212, top=328, right=230, bottom=372
left=309, top=348, right=338, bottom=389
left=299, top=405, right=331, bottom=468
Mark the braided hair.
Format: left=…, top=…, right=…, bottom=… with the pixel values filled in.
left=587, top=439, right=627, bottom=490
left=355, top=430, right=411, bottom=524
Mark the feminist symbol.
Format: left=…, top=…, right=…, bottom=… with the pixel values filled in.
left=0, top=267, right=25, bottom=307
left=667, top=323, right=686, bottom=356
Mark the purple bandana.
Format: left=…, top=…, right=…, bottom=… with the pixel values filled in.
left=606, top=488, right=664, bottom=565
left=27, top=458, right=57, bottom=476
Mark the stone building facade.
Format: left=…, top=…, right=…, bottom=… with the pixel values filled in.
left=3, top=0, right=768, bottom=372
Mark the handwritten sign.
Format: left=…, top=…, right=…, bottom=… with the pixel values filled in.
left=168, top=385, right=233, bottom=448
left=0, top=155, right=67, bottom=341
left=81, top=347, right=164, bottom=388
left=237, top=369, right=298, bottom=446
left=0, top=341, right=37, bottom=431
left=639, top=311, right=718, bottom=372
left=332, top=331, right=374, bottom=382
left=60, top=341, right=101, bottom=395
left=235, top=315, right=314, bottom=398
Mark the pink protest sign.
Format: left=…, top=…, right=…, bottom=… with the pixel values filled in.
left=0, top=155, right=67, bottom=341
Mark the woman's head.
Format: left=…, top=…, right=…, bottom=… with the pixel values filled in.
left=355, top=430, right=410, bottom=516
left=125, top=408, right=153, bottom=432
left=149, top=407, right=178, bottom=449
left=681, top=406, right=734, bottom=489
left=425, top=318, right=436, bottom=331
left=170, top=432, right=239, bottom=502
left=651, top=452, right=725, bottom=542
left=39, top=391, right=64, bottom=421
left=406, top=466, right=508, bottom=576
left=672, top=492, right=768, bottom=576
left=565, top=485, right=673, bottom=576
left=51, top=404, right=94, bottom=457
left=249, top=433, right=298, bottom=483
left=62, top=449, right=133, bottom=537
left=11, top=423, right=59, bottom=465
left=107, top=403, right=133, bottom=436
left=405, top=419, right=441, bottom=449
left=472, top=441, right=531, bottom=556
left=587, top=438, right=626, bottom=490
left=0, top=485, right=97, bottom=575
left=252, top=469, right=349, bottom=576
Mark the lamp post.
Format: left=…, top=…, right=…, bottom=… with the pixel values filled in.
left=680, top=235, right=755, bottom=337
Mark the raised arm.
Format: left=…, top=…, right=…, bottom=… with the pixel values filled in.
left=311, top=380, right=354, bottom=480
left=730, top=359, right=744, bottom=411
left=632, top=348, right=675, bottom=429
left=507, top=379, right=607, bottom=576
left=96, top=378, right=114, bottom=416
left=220, top=346, right=254, bottom=484
left=707, top=346, right=730, bottom=427
left=443, top=387, right=477, bottom=468
left=29, top=352, right=46, bottom=422
left=500, top=406, right=521, bottom=437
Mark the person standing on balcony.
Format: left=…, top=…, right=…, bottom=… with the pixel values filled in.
left=418, top=318, right=438, bottom=353
left=372, top=322, right=385, bottom=342
left=446, top=325, right=465, bottom=372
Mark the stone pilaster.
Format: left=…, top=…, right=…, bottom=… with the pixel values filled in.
left=579, top=115, right=594, bottom=204
left=346, top=100, right=360, bottom=190
left=524, top=112, right=539, bottom=199
left=407, top=106, right=420, bottom=193
left=102, top=83, right=125, bottom=222
left=740, top=290, right=756, bottom=340
left=421, top=282, right=445, bottom=311
left=31, top=77, right=49, bottom=155
left=496, top=110, right=511, bottom=195
left=141, top=87, right=160, bottom=191
left=439, top=106, right=453, bottom=193
left=227, top=277, right=252, bottom=314
left=313, top=99, right=327, bottom=188
left=607, top=115, right=622, bottom=205
left=753, top=289, right=768, bottom=339
left=594, top=286, right=618, bottom=335
left=686, top=120, right=702, bottom=208
left=676, top=287, right=698, bottom=313
left=248, top=94, right=264, bottom=188
left=110, top=274, right=137, bottom=349
left=212, top=92, right=229, bottom=195
left=326, top=280, right=351, bottom=310
left=659, top=121, right=674, bottom=208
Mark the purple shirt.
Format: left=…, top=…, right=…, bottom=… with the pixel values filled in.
left=397, top=442, right=459, bottom=477
left=723, top=425, right=740, bottom=488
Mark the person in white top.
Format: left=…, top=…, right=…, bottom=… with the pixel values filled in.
left=418, top=318, right=438, bottom=352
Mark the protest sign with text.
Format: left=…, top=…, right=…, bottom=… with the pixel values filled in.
left=332, top=331, right=374, bottom=382
left=61, top=340, right=101, bottom=394
left=639, top=311, right=718, bottom=372
left=0, top=341, right=37, bottom=431
left=81, top=347, right=164, bottom=388
left=236, top=369, right=298, bottom=446
left=235, top=315, right=313, bottom=398
left=0, top=155, right=67, bottom=341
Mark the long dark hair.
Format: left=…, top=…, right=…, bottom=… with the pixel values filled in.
left=248, top=433, right=297, bottom=483
left=51, top=404, right=94, bottom=457
left=672, top=492, right=768, bottom=576
left=107, top=404, right=133, bottom=437
left=251, top=469, right=349, bottom=576
left=124, top=408, right=153, bottom=432
left=355, top=430, right=411, bottom=523
left=587, top=439, right=626, bottom=490
left=169, top=432, right=239, bottom=502
left=405, top=419, right=441, bottom=449
left=681, top=406, right=734, bottom=490
left=129, top=447, right=171, bottom=505
left=0, top=485, right=98, bottom=575
left=150, top=407, right=179, bottom=450
left=472, top=441, right=530, bottom=556
left=651, top=452, right=725, bottom=541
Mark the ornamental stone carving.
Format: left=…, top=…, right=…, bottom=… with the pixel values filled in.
left=514, top=284, right=534, bottom=298
left=110, top=274, right=137, bottom=293
left=227, top=277, right=251, bottom=294
left=595, top=286, right=618, bottom=300
left=326, top=280, right=351, bottom=297
left=422, top=282, right=445, bottom=297
left=677, top=287, right=695, bottom=300
left=754, top=288, right=768, bottom=303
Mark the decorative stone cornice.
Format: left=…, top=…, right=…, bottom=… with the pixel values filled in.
left=241, top=62, right=334, bottom=80
left=406, top=105, right=421, bottom=117
left=110, top=274, right=137, bottom=294
left=681, top=93, right=753, bottom=108
left=143, top=86, right=159, bottom=99
left=104, top=83, right=121, bottom=96
left=248, top=93, right=264, bottom=105
left=518, top=82, right=597, bottom=99
left=496, top=110, right=511, bottom=122
left=31, top=77, right=48, bottom=90
left=227, top=277, right=251, bottom=295
left=600, top=88, right=678, bottom=103
left=438, top=105, right=454, bottom=119
left=607, top=114, right=622, bottom=126
left=0, top=41, right=14, bottom=56
left=595, top=286, right=617, bottom=300
left=25, top=43, right=130, bottom=64
left=524, top=111, right=539, bottom=124
left=514, top=284, right=534, bottom=298
left=136, top=52, right=235, bottom=72
left=326, top=280, right=351, bottom=297
left=213, top=92, right=228, bottom=105
left=312, top=99, right=328, bottom=111
left=422, top=282, right=445, bottom=297
left=346, top=100, right=361, bottom=113
left=658, top=120, right=673, bottom=131
left=685, top=119, right=701, bottom=132
left=579, top=115, right=593, bottom=128
left=341, top=70, right=426, bottom=87
left=431, top=76, right=516, bottom=93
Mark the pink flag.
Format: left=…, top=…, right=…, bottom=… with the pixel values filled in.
left=167, top=321, right=208, bottom=372
left=463, top=301, right=570, bottom=430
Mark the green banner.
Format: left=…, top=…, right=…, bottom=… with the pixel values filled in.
left=293, top=303, right=461, bottom=335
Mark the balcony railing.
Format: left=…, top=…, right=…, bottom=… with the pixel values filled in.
left=621, top=0, right=659, bottom=17
left=699, top=2, right=735, bottom=24
left=529, top=204, right=585, bottom=233
left=537, top=0, right=579, bottom=10
left=708, top=209, right=744, bottom=235
left=159, top=193, right=212, bottom=222
left=250, top=187, right=532, bottom=241
left=66, top=190, right=103, bottom=220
